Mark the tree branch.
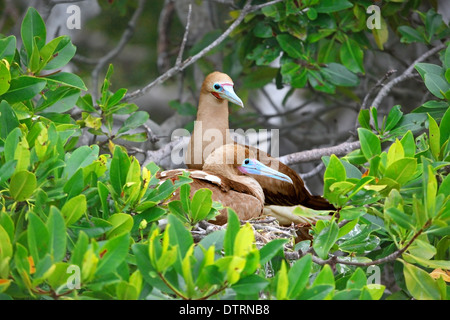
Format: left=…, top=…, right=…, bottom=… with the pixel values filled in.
left=371, top=43, right=446, bottom=110
left=279, top=141, right=361, bottom=165
left=91, top=0, right=145, bottom=102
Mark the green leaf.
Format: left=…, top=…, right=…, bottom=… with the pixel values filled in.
left=10, top=171, right=36, bottom=201
left=346, top=268, right=367, bottom=289
left=259, top=238, right=288, bottom=265
left=27, top=212, right=49, bottom=263
left=110, top=146, right=131, bottom=195
left=424, top=73, right=450, bottom=99
left=231, top=275, right=269, bottom=295
left=0, top=101, right=20, bottom=140
left=1, top=76, right=46, bottom=104
left=106, top=213, right=133, bottom=239
left=385, top=105, right=403, bottom=132
left=402, top=261, right=441, bottom=300
left=45, top=72, right=87, bottom=91
left=95, top=233, right=130, bottom=276
left=117, top=111, right=149, bottom=134
left=428, top=114, right=440, bottom=159
left=287, top=254, right=312, bottom=298
left=276, top=34, right=303, bottom=59
left=324, top=154, right=347, bottom=181
left=384, top=157, right=417, bottom=186
left=313, top=221, right=339, bottom=259
left=321, top=63, right=359, bottom=87
left=315, top=0, right=353, bottom=13
left=242, top=66, right=278, bottom=89
left=36, top=87, right=81, bottom=113
left=43, top=36, right=76, bottom=70
left=358, top=109, right=371, bottom=129
left=400, top=131, right=415, bottom=158
left=424, top=9, right=443, bottom=42
left=439, top=107, right=450, bottom=146
left=253, top=21, right=273, bottom=38
left=61, top=194, right=87, bottom=226
left=0, top=35, right=17, bottom=63
left=357, top=128, right=381, bottom=160
left=224, top=209, right=240, bottom=256
left=167, top=214, right=193, bottom=259
left=398, top=26, right=425, bottom=43
left=21, top=7, right=46, bottom=56
left=0, top=59, right=11, bottom=96
left=340, top=38, right=364, bottom=74
left=46, top=207, right=67, bottom=262
left=0, top=160, right=16, bottom=186
left=385, top=208, right=415, bottom=229
left=63, top=145, right=99, bottom=179
left=190, top=188, right=213, bottom=223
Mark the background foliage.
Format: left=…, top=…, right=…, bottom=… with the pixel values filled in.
left=0, top=1, right=448, bottom=300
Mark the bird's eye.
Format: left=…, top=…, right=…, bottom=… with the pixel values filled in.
left=244, top=159, right=250, bottom=165
left=213, top=83, right=221, bottom=90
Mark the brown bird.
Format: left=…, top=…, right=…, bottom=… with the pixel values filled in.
left=186, top=71, right=335, bottom=211
left=158, top=144, right=293, bottom=225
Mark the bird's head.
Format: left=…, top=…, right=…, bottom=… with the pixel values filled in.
left=204, top=144, right=293, bottom=184
left=202, top=71, right=244, bottom=108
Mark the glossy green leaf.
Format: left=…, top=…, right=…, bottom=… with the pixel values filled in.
left=1, top=76, right=46, bottom=104
left=0, top=59, right=11, bottom=96
left=231, top=275, right=269, bottom=295
left=43, top=37, right=76, bottom=70
left=321, top=63, right=359, bottom=87
left=106, top=213, right=133, bottom=239
left=0, top=35, right=16, bottom=63
left=402, top=261, right=441, bottom=300
left=259, top=238, right=288, bottom=265
left=61, top=194, right=87, bottom=226
left=0, top=101, right=20, bottom=140
left=385, top=207, right=415, bottom=229
left=117, top=111, right=149, bottom=134
left=385, top=105, right=403, bottom=132
left=10, top=171, right=36, bottom=202
left=287, top=254, right=312, bottom=298
left=224, top=209, right=240, bottom=256
left=357, top=128, right=381, bottom=160
left=27, top=212, right=49, bottom=263
left=21, top=7, right=46, bottom=56
left=190, top=188, right=213, bottom=222
left=277, top=34, right=302, bottom=59
left=45, top=72, right=87, bottom=91
left=340, top=37, right=364, bottom=74
left=46, top=207, right=67, bottom=262
left=63, top=145, right=99, bottom=179
left=313, top=221, right=339, bottom=259
left=95, top=233, right=130, bottom=276
left=384, top=157, right=417, bottom=186
left=315, top=0, right=353, bottom=13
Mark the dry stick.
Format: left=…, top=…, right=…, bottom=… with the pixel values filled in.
left=176, top=4, right=192, bottom=66
left=371, top=43, right=447, bottom=110
left=90, top=0, right=145, bottom=102
left=124, top=0, right=285, bottom=102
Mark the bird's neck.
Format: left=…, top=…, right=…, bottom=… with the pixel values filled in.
left=196, top=93, right=231, bottom=135
left=187, top=93, right=233, bottom=168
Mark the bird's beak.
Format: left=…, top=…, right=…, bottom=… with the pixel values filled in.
left=239, top=159, right=293, bottom=184
left=219, top=84, right=244, bottom=108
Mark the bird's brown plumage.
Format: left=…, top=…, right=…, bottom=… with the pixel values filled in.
left=159, top=144, right=266, bottom=225
left=186, top=71, right=335, bottom=211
